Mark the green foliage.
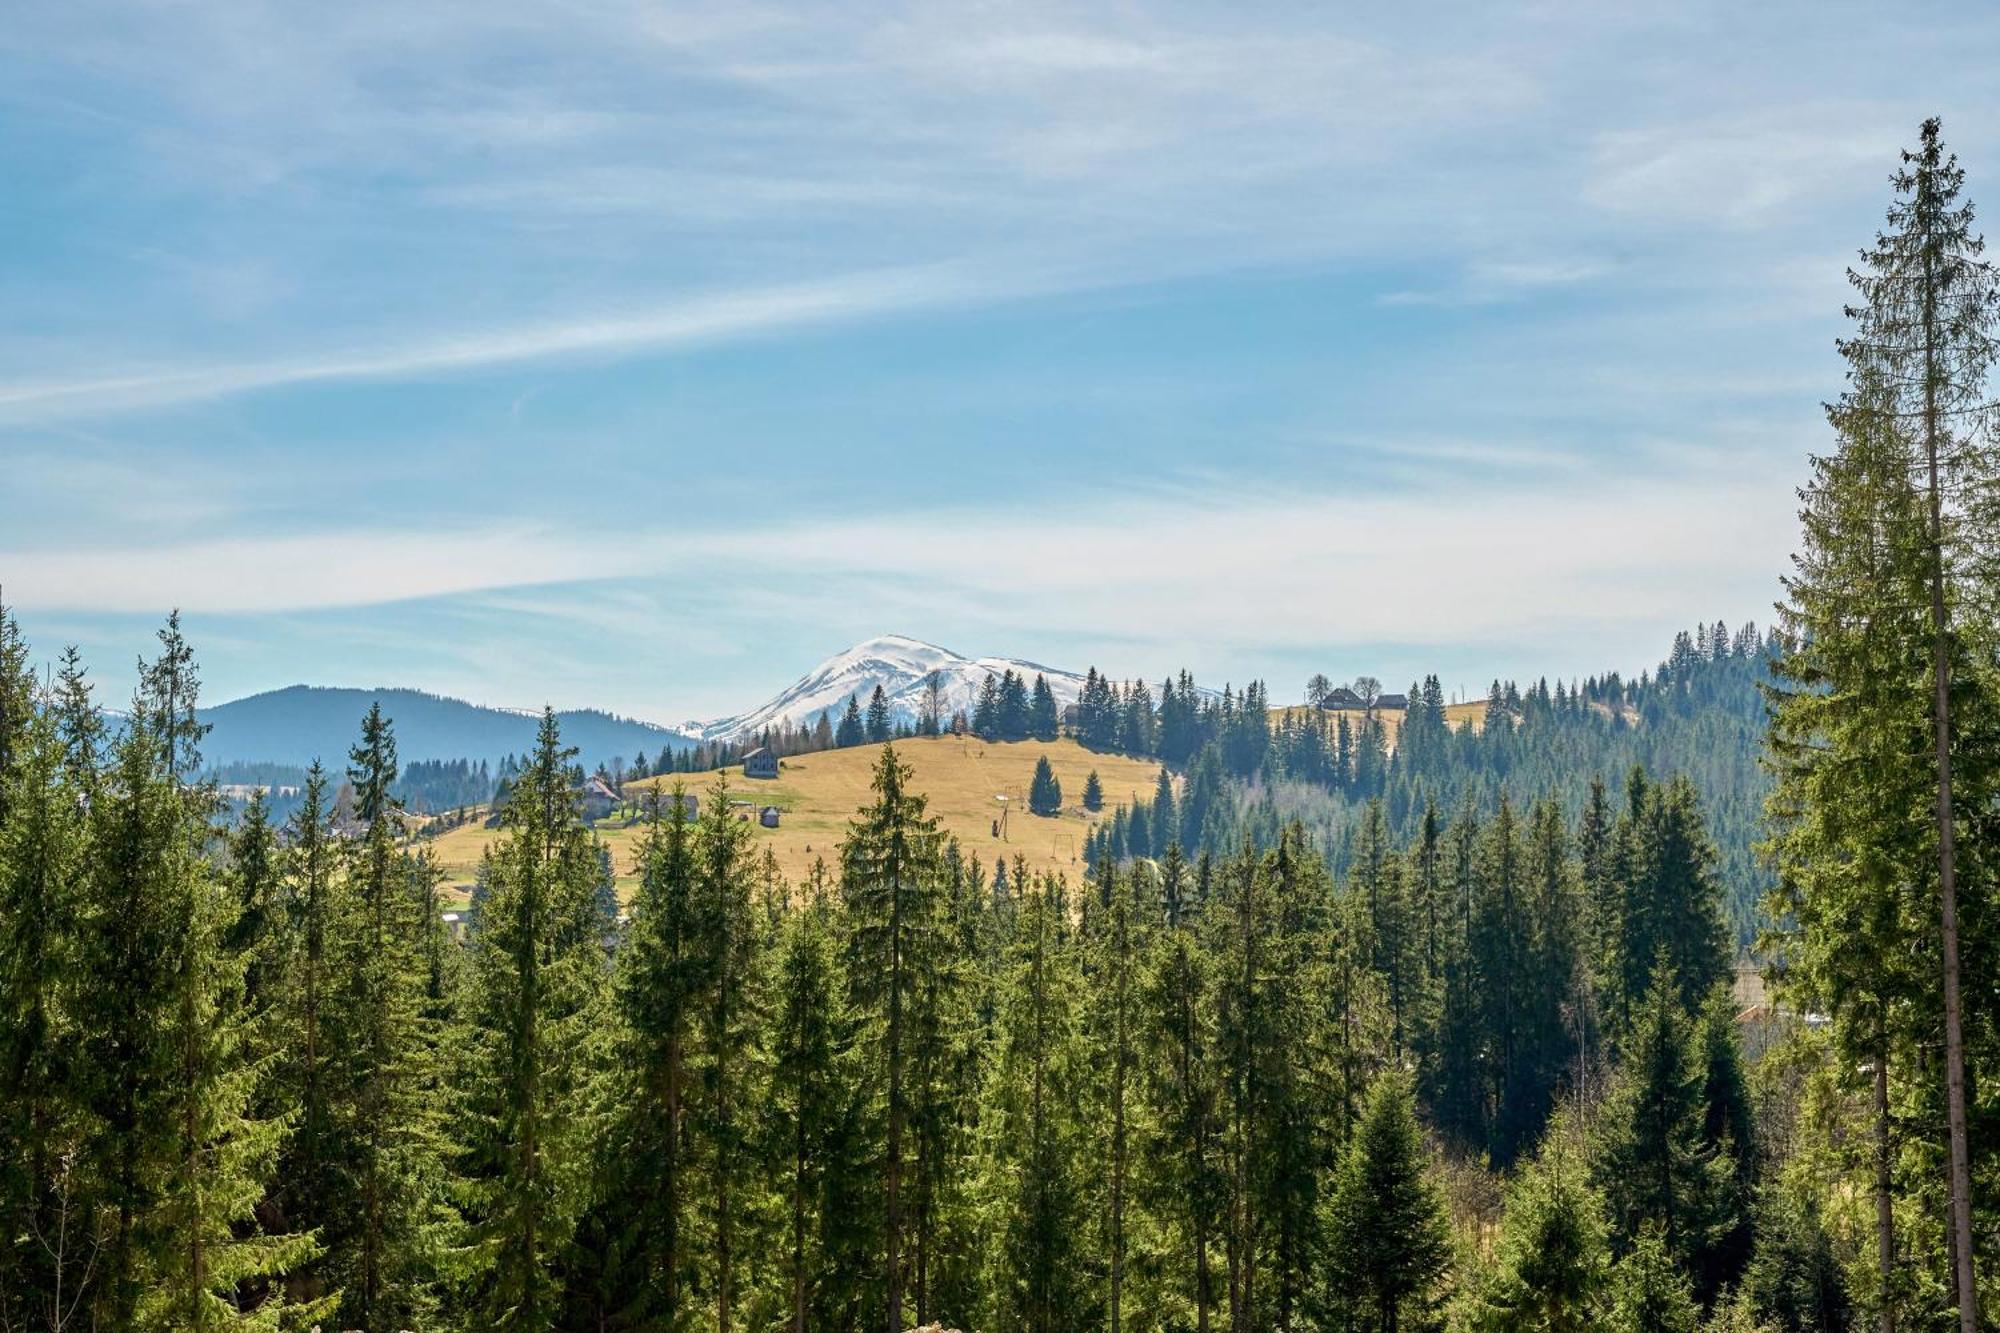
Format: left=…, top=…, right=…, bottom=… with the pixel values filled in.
left=1462, top=1125, right=1610, bottom=1332
left=1740, top=1184, right=1850, bottom=1333
left=985, top=882, right=1092, bottom=1331
left=1594, top=969, right=1739, bottom=1301
left=1606, top=1226, right=1701, bottom=1333
left=1, top=607, right=1980, bottom=1330
left=454, top=710, right=613, bottom=1330
left=1028, top=753, right=1063, bottom=816
left=1326, top=1070, right=1453, bottom=1332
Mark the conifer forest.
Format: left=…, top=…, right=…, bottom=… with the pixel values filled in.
left=4, top=31, right=2000, bottom=1333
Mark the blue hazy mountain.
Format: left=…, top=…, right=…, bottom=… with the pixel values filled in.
left=198, top=685, right=688, bottom=771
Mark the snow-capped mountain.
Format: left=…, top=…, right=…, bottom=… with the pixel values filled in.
left=683, top=635, right=1090, bottom=744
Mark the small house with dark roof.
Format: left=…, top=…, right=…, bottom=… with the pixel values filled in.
left=742, top=747, right=779, bottom=780
left=1318, top=687, right=1366, bottom=710
left=1374, top=692, right=1409, bottom=710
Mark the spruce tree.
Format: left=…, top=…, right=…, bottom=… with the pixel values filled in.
left=1028, top=755, right=1062, bottom=816
left=1466, top=1124, right=1610, bottom=1332
left=1613, top=774, right=1728, bottom=1022
left=1769, top=116, right=2000, bottom=1332
left=973, top=676, right=1000, bottom=740
left=1845, top=125, right=1998, bottom=1328
left=840, top=744, right=945, bottom=1331
left=1604, top=1225, right=1699, bottom=1333
left=79, top=664, right=200, bottom=1323
left=1083, top=769, right=1104, bottom=812
left=866, top=685, right=892, bottom=744
left=1084, top=860, right=1149, bottom=1331
left=328, top=702, right=445, bottom=1328
left=1029, top=674, right=1059, bottom=742
left=0, top=670, right=88, bottom=1323
left=0, top=596, right=36, bottom=827
left=1142, top=902, right=1225, bottom=1327
left=985, top=880, right=1091, bottom=1331
left=81, top=622, right=323, bottom=1328
left=766, top=884, right=860, bottom=1331
left=456, top=710, right=612, bottom=1330
left=1741, top=1184, right=1852, bottom=1333
left=837, top=695, right=865, bottom=748
left=225, top=792, right=285, bottom=1025
left=1324, top=1070, right=1452, bottom=1333
left=598, top=785, right=701, bottom=1322
left=1593, top=966, right=1733, bottom=1292
left=689, top=775, right=761, bottom=1331
left=276, top=764, right=342, bottom=1309
left=999, top=671, right=1031, bottom=742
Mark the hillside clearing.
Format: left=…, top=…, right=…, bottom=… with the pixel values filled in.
left=419, top=736, right=1163, bottom=906
left=1265, top=700, right=1489, bottom=744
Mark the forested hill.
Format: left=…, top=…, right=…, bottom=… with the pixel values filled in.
left=1084, top=622, right=1776, bottom=941
left=198, top=684, right=686, bottom=771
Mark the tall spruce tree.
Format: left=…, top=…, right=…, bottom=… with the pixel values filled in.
left=0, top=665, right=88, bottom=1324
left=1084, top=859, right=1150, bottom=1331
left=690, top=775, right=761, bottom=1331
left=837, top=694, right=865, bottom=748
left=276, top=764, right=342, bottom=1309
left=598, top=785, right=701, bottom=1323
left=1324, top=1070, right=1452, bottom=1333
left=1593, top=966, right=1734, bottom=1297
left=985, top=878, right=1091, bottom=1331
left=1143, top=896, right=1226, bottom=1328
left=765, top=882, right=861, bottom=1331
left=1771, top=117, right=1999, bottom=1331
left=331, top=702, right=443, bottom=1328
left=456, top=710, right=612, bottom=1330
left=841, top=744, right=946, bottom=1331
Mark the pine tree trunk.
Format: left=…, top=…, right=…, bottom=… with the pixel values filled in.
left=1109, top=924, right=1127, bottom=1333
left=792, top=1112, right=807, bottom=1333
left=1873, top=1031, right=1897, bottom=1333
left=1194, top=1220, right=1212, bottom=1333
left=885, top=878, right=904, bottom=1333
left=717, top=978, right=735, bottom=1333
left=664, top=1039, right=682, bottom=1319
left=1919, top=212, right=1980, bottom=1333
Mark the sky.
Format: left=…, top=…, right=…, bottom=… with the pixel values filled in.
left=3, top=1, right=1997, bottom=724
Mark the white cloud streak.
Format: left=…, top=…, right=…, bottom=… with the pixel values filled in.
left=2, top=459, right=1800, bottom=655
left=0, top=263, right=1007, bottom=422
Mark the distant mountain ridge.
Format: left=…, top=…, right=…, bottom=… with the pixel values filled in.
left=682, top=634, right=1090, bottom=744
left=199, top=685, right=687, bottom=771
left=200, top=636, right=1121, bottom=769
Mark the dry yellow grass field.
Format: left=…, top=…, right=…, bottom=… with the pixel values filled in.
left=419, top=736, right=1164, bottom=906
left=1264, top=699, right=1488, bottom=744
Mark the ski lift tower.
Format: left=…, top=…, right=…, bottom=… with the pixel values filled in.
left=994, top=794, right=1010, bottom=842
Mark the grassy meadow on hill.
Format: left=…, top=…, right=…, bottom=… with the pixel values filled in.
left=420, top=735, right=1165, bottom=905
left=1267, top=698, right=1489, bottom=744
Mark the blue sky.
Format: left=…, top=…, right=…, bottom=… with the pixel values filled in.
left=3, top=1, right=1996, bottom=723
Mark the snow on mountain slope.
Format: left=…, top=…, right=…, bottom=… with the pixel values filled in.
left=684, top=634, right=1090, bottom=743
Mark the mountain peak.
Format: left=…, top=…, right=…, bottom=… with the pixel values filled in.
left=686, top=635, right=1086, bottom=743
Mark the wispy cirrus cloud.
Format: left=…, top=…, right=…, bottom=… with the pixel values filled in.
left=0, top=262, right=1019, bottom=423
left=4, top=452, right=1798, bottom=640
